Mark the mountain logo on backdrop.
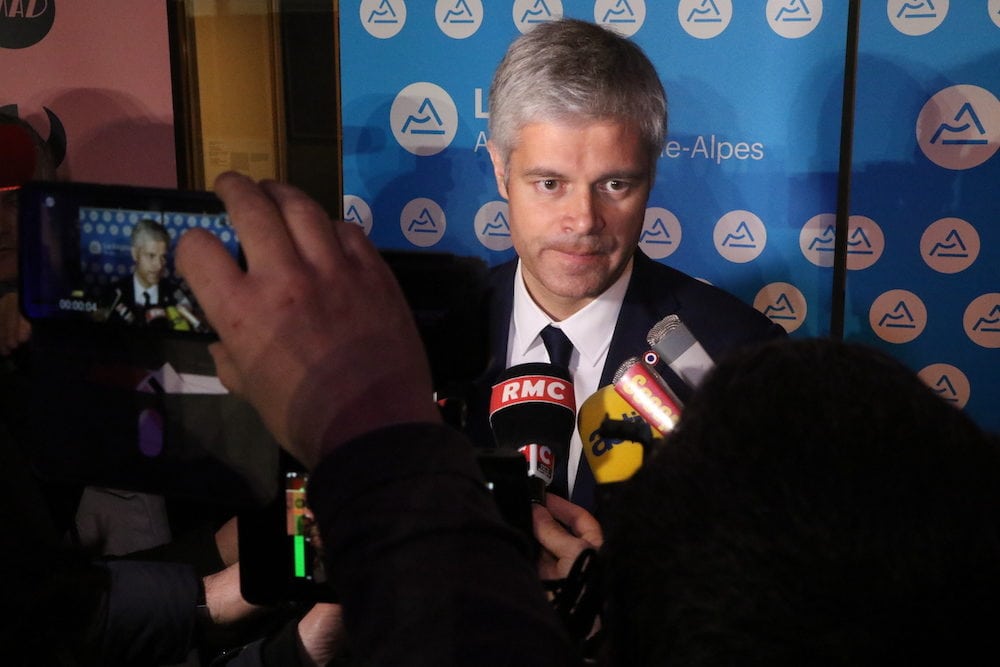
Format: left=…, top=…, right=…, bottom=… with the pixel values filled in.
left=921, top=217, right=979, bottom=273
left=754, top=282, right=807, bottom=333
left=475, top=201, right=514, bottom=252
left=767, top=0, right=822, bottom=39
left=799, top=214, right=884, bottom=270
left=678, top=0, right=732, bottom=39
left=513, top=0, right=563, bottom=32
left=918, top=363, right=970, bottom=409
left=0, top=0, right=55, bottom=49
left=437, top=0, right=483, bottom=39
left=917, top=85, right=1000, bottom=170
left=870, top=290, right=927, bottom=344
left=360, top=0, right=406, bottom=39
left=639, top=207, right=681, bottom=260
left=714, top=210, right=766, bottom=263
left=595, top=0, right=645, bottom=37
left=401, top=198, right=446, bottom=247
left=391, top=82, right=458, bottom=156
left=343, top=195, right=374, bottom=236
left=964, top=294, right=1000, bottom=349
left=888, top=0, right=948, bottom=36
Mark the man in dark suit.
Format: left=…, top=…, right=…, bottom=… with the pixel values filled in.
left=107, top=218, right=195, bottom=330
left=473, top=19, right=785, bottom=516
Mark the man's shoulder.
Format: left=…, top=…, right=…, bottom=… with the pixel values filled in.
left=627, top=252, right=784, bottom=341
left=629, top=252, right=731, bottom=304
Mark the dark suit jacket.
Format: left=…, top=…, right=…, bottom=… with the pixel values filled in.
left=106, top=276, right=183, bottom=327
left=468, top=251, right=787, bottom=512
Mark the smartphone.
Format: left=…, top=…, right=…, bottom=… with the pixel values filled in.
left=238, top=448, right=534, bottom=605
left=238, top=455, right=336, bottom=605
left=17, top=180, right=239, bottom=339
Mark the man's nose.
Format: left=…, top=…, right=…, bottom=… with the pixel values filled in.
left=562, top=187, right=603, bottom=234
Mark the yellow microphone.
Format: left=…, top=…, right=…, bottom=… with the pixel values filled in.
left=578, top=385, right=658, bottom=485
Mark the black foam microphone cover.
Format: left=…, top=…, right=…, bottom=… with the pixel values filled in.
left=488, top=362, right=575, bottom=458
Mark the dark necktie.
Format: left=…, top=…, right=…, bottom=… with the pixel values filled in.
left=540, top=325, right=574, bottom=370
left=143, top=290, right=152, bottom=307
left=540, top=324, right=575, bottom=498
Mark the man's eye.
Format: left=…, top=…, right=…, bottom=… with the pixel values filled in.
left=604, top=180, right=629, bottom=193
left=539, top=179, right=559, bottom=191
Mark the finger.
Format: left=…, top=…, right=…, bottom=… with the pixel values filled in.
left=213, top=172, right=299, bottom=272
left=532, top=503, right=587, bottom=559
left=259, top=180, right=341, bottom=272
left=545, top=494, right=604, bottom=548
left=208, top=342, right=244, bottom=396
left=176, top=228, right=244, bottom=334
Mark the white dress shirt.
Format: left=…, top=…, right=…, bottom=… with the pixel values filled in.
left=133, top=274, right=159, bottom=306
left=506, top=259, right=632, bottom=497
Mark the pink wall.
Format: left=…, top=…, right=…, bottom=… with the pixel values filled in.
left=1, top=1, right=177, bottom=186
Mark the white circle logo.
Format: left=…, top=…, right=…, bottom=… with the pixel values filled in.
left=595, top=0, right=646, bottom=37
left=360, top=0, right=407, bottom=39
left=916, top=85, right=1000, bottom=170
left=888, top=0, right=948, bottom=36
left=918, top=363, right=970, bottom=409
left=991, top=0, right=1000, bottom=29
left=799, top=213, right=836, bottom=267
left=964, top=293, right=1000, bottom=349
left=869, top=289, right=927, bottom=344
left=844, top=215, right=884, bottom=270
left=400, top=198, right=446, bottom=248
left=390, top=82, right=458, bottom=156
left=799, top=214, right=884, bottom=270
left=639, top=207, right=682, bottom=260
left=754, top=282, right=808, bottom=333
left=713, top=210, right=767, bottom=263
left=767, top=0, right=822, bottom=39
left=678, top=0, right=732, bottom=39
left=475, top=201, right=513, bottom=252
left=343, top=195, right=374, bottom=236
left=513, top=0, right=563, bottom=33
left=436, top=0, right=483, bottom=39
left=920, top=217, right=980, bottom=274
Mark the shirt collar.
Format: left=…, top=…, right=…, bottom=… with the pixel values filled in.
left=511, top=258, right=633, bottom=371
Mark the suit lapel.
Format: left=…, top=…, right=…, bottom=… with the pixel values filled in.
left=600, top=252, right=680, bottom=385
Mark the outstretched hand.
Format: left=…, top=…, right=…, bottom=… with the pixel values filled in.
left=176, top=172, right=439, bottom=469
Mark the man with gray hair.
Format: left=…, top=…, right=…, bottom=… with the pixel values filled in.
left=107, top=218, right=197, bottom=330
left=475, top=19, right=785, bottom=523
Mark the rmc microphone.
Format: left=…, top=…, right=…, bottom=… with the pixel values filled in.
left=489, top=362, right=575, bottom=503
left=646, top=314, right=715, bottom=390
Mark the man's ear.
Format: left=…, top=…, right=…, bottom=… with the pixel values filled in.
left=485, top=140, right=509, bottom=200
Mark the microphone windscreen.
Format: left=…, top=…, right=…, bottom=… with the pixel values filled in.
left=489, top=362, right=575, bottom=455
left=578, top=385, right=648, bottom=484
left=0, top=124, right=37, bottom=190
left=647, top=314, right=715, bottom=389
left=612, top=356, right=683, bottom=434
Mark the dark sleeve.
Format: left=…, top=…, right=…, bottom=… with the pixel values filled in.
left=308, top=422, right=577, bottom=667
left=99, top=559, right=200, bottom=666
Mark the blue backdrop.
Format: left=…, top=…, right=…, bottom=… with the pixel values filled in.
left=339, top=1, right=998, bottom=432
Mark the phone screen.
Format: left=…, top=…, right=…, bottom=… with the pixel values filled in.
left=17, top=180, right=240, bottom=338
left=285, top=471, right=327, bottom=586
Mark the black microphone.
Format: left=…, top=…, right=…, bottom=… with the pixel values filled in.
left=646, top=314, right=715, bottom=390
left=489, top=362, right=575, bottom=503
